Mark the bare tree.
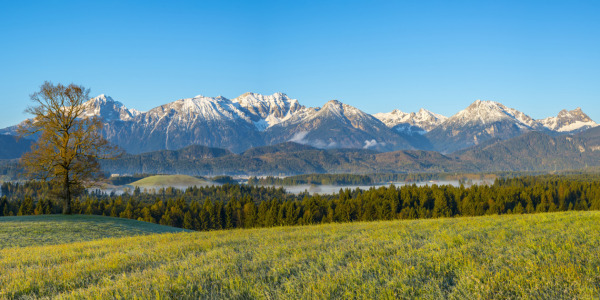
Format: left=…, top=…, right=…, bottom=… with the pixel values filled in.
left=18, top=81, right=121, bottom=214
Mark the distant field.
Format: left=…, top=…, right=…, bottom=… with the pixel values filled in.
left=129, top=174, right=212, bottom=188
left=0, top=215, right=187, bottom=248
left=2, top=211, right=600, bottom=298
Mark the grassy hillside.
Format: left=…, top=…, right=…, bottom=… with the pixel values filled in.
left=2, top=211, right=600, bottom=298
left=0, top=215, right=187, bottom=248
left=129, top=174, right=212, bottom=188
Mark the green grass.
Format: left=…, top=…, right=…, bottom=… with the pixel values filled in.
left=2, top=211, right=600, bottom=299
left=129, top=174, right=211, bottom=187
left=0, top=215, right=188, bottom=249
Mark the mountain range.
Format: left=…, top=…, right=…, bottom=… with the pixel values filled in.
left=0, top=92, right=597, bottom=159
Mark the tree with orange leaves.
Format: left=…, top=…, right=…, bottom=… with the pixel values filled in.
left=18, top=82, right=121, bottom=214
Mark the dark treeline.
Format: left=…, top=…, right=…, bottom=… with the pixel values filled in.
left=247, top=172, right=536, bottom=186
left=106, top=174, right=237, bottom=186
left=248, top=174, right=375, bottom=186
left=2, top=174, right=600, bottom=231
left=106, top=175, right=149, bottom=186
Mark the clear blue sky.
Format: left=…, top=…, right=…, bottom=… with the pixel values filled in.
left=1, top=0, right=599, bottom=128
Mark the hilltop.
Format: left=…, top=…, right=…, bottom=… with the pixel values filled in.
left=129, top=175, right=213, bottom=188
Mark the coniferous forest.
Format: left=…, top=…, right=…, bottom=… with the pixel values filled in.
left=2, top=174, right=600, bottom=231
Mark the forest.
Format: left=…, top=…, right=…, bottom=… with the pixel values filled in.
left=247, top=172, right=512, bottom=186
left=2, top=174, right=600, bottom=231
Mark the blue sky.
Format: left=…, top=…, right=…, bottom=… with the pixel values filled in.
left=0, top=0, right=599, bottom=128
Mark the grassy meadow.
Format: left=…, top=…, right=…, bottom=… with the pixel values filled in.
left=0, top=215, right=188, bottom=249
left=129, top=174, right=212, bottom=188
left=1, top=211, right=600, bottom=299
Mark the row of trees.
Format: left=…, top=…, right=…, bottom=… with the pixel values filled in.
left=246, top=172, right=536, bottom=186
left=3, top=175, right=600, bottom=230
left=248, top=174, right=374, bottom=186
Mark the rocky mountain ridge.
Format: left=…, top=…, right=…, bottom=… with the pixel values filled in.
left=1, top=93, right=597, bottom=155
left=373, top=108, right=448, bottom=134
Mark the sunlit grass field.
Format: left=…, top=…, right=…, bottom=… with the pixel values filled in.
left=1, top=212, right=600, bottom=299
left=0, top=215, right=188, bottom=249
left=129, top=174, right=211, bottom=188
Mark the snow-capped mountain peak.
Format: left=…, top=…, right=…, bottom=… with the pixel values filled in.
left=374, top=107, right=447, bottom=132
left=146, top=95, right=251, bottom=123
left=413, top=108, right=448, bottom=130
left=316, top=100, right=372, bottom=125
left=320, top=100, right=346, bottom=117
left=447, top=100, right=537, bottom=128
left=82, top=94, right=140, bottom=121
left=232, top=92, right=304, bottom=131
left=373, top=109, right=410, bottom=127
left=457, top=100, right=508, bottom=124
left=540, top=107, right=597, bottom=132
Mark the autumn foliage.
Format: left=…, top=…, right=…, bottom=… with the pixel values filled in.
left=18, top=82, right=120, bottom=214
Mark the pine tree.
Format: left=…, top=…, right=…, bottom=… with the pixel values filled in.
left=183, top=211, right=194, bottom=230
left=513, top=202, right=525, bottom=214
left=0, top=196, right=6, bottom=216
left=18, top=197, right=35, bottom=216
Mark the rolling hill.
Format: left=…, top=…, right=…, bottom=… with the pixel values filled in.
left=129, top=175, right=212, bottom=188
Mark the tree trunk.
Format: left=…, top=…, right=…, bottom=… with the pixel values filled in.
left=63, top=172, right=71, bottom=214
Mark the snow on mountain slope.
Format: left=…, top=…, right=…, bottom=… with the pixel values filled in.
left=374, top=108, right=447, bottom=133
left=539, top=108, right=597, bottom=133
left=232, top=92, right=303, bottom=130
left=427, top=100, right=543, bottom=153
left=82, top=94, right=141, bottom=121
left=264, top=100, right=417, bottom=151
left=143, top=95, right=251, bottom=123
left=277, top=100, right=388, bottom=131
left=373, top=109, right=410, bottom=127
left=442, top=100, right=539, bottom=129
left=317, top=100, right=366, bottom=125
left=412, top=109, right=448, bottom=130
left=109, top=95, right=263, bottom=153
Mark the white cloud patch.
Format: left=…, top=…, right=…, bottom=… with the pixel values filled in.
left=288, top=131, right=341, bottom=149
left=289, top=131, right=309, bottom=144
left=311, top=139, right=327, bottom=148
left=363, top=139, right=379, bottom=149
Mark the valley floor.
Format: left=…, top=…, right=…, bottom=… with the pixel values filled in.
left=1, top=212, right=599, bottom=299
